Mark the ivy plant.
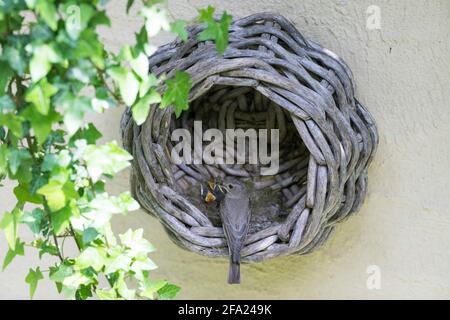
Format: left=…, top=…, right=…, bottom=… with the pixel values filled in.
left=0, top=0, right=231, bottom=300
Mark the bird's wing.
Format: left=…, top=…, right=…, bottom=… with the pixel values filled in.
left=220, top=198, right=251, bottom=252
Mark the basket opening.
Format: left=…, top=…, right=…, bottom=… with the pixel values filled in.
left=167, top=85, right=310, bottom=233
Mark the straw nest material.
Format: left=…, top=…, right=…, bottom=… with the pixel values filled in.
left=120, top=13, right=378, bottom=262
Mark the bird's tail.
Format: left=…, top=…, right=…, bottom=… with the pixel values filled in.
left=228, top=261, right=241, bottom=284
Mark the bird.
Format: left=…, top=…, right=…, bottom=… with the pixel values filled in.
left=200, top=177, right=226, bottom=205
left=218, top=177, right=251, bottom=284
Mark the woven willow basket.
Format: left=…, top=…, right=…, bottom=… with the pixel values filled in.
left=120, top=13, right=378, bottom=262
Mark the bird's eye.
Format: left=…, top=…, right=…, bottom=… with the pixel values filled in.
left=228, top=184, right=233, bottom=189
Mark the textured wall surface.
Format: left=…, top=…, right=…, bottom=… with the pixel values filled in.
left=1, top=0, right=450, bottom=299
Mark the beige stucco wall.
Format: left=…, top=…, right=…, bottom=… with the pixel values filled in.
left=1, top=0, right=450, bottom=299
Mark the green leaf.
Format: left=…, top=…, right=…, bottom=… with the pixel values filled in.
left=14, top=183, right=44, bottom=204
left=0, top=145, right=8, bottom=177
left=104, top=254, right=132, bottom=274
left=171, top=20, right=188, bottom=42
left=161, top=70, right=192, bottom=118
left=82, top=141, right=132, bottom=182
left=36, top=0, right=58, bottom=31
left=0, top=95, right=15, bottom=112
left=140, top=279, right=166, bottom=299
left=76, top=247, right=106, bottom=271
left=64, top=3, right=95, bottom=40
left=108, top=67, right=139, bottom=106
left=198, top=8, right=232, bottom=55
left=29, top=44, right=61, bottom=82
left=135, top=26, right=148, bottom=54
left=82, top=227, right=99, bottom=245
left=0, top=113, right=23, bottom=138
left=25, top=267, right=44, bottom=299
left=157, top=283, right=181, bottom=300
left=2, top=46, right=26, bottom=76
left=76, top=284, right=93, bottom=300
left=131, top=89, right=161, bottom=125
left=37, top=180, right=66, bottom=211
left=50, top=264, right=73, bottom=283
left=74, top=29, right=105, bottom=69
left=141, top=6, right=170, bottom=37
left=41, top=154, right=58, bottom=172
left=22, top=106, right=61, bottom=145
left=96, top=288, right=117, bottom=300
left=7, top=148, right=31, bottom=176
left=0, top=63, right=13, bottom=93
left=25, top=78, right=58, bottom=115
left=70, top=123, right=102, bottom=146
left=50, top=204, right=72, bottom=235
left=0, top=212, right=15, bottom=250
left=2, top=239, right=24, bottom=271
left=119, top=228, right=155, bottom=257
left=58, top=94, right=92, bottom=135
left=130, top=52, right=149, bottom=81
left=35, top=239, right=60, bottom=258
left=21, top=208, right=45, bottom=235
left=115, top=273, right=135, bottom=300
left=126, top=0, right=135, bottom=13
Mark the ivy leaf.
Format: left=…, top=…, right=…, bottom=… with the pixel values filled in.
left=198, top=7, right=232, bottom=54
left=160, top=70, right=191, bottom=118
left=2, top=240, right=25, bottom=271
left=37, top=180, right=66, bottom=211
left=22, top=106, right=61, bottom=145
left=0, top=145, right=8, bottom=177
left=171, top=20, right=188, bottom=42
left=0, top=209, right=23, bottom=251
left=0, top=63, right=13, bottom=93
left=119, top=228, right=154, bottom=257
left=0, top=113, right=23, bottom=138
left=141, top=6, right=170, bottom=37
left=58, top=94, right=92, bottom=136
left=14, top=183, right=44, bottom=204
left=0, top=95, right=15, bottom=112
left=50, top=264, right=73, bottom=284
left=131, top=89, right=161, bottom=125
left=157, top=283, right=181, bottom=300
left=82, top=227, right=99, bottom=245
left=21, top=208, right=45, bottom=235
left=135, top=26, right=148, bottom=53
left=25, top=78, right=58, bottom=115
left=108, top=67, right=140, bottom=106
left=25, top=267, right=44, bottom=299
left=96, top=288, right=117, bottom=300
left=50, top=204, right=72, bottom=235
left=126, top=0, right=135, bottom=13
left=35, top=239, right=60, bottom=258
left=130, top=52, right=149, bottom=81
left=29, top=44, right=61, bottom=82
left=70, top=123, right=102, bottom=146
left=64, top=3, right=95, bottom=40
left=7, top=148, right=31, bottom=175
left=37, top=179, right=78, bottom=213
left=139, top=279, right=166, bottom=299
left=82, top=141, right=133, bottom=182
left=74, top=29, right=105, bottom=69
left=2, top=46, right=26, bottom=76
left=36, top=0, right=58, bottom=31
left=76, top=247, right=106, bottom=271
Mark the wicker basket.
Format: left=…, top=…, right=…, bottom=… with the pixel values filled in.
left=120, top=13, right=378, bottom=262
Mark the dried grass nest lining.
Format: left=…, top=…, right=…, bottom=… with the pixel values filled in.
left=120, top=13, right=378, bottom=262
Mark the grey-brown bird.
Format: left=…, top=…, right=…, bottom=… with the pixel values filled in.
left=219, top=178, right=251, bottom=284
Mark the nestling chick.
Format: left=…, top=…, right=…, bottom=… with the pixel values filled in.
left=219, top=177, right=251, bottom=284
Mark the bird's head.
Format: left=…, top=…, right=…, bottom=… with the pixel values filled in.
left=220, top=177, right=248, bottom=198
